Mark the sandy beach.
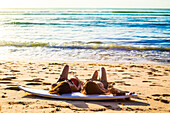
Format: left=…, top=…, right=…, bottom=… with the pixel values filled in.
left=0, top=60, right=169, bottom=113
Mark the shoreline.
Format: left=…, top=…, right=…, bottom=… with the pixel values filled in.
left=0, top=57, right=170, bottom=66
left=0, top=60, right=170, bottom=112
left=0, top=46, right=169, bottom=67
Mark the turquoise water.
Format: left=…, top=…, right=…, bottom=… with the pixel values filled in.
left=0, top=8, right=169, bottom=64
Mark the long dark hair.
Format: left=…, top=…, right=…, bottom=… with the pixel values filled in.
left=49, top=81, right=72, bottom=95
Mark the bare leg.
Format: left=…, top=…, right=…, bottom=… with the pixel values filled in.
left=59, top=65, right=69, bottom=80
left=108, top=87, right=126, bottom=95
left=52, top=65, right=69, bottom=89
left=90, top=70, right=98, bottom=80
left=99, top=67, right=108, bottom=89
left=100, top=67, right=107, bottom=81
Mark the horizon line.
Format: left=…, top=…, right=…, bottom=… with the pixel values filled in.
left=0, top=7, right=170, bottom=9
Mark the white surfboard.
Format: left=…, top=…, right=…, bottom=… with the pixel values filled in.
left=18, top=86, right=137, bottom=101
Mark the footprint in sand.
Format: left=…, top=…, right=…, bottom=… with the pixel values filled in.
left=10, top=70, right=20, bottom=72
left=152, top=94, right=170, bottom=97
left=142, top=81, right=152, bottom=83
left=152, top=94, right=170, bottom=104
left=153, top=73, right=163, bottom=77
left=149, top=84, right=163, bottom=87
left=26, top=82, right=42, bottom=85
left=122, top=77, right=133, bottom=79
left=42, top=82, right=51, bottom=85
left=0, top=76, right=17, bottom=80
left=0, top=81, right=12, bottom=84
left=148, top=78, right=158, bottom=80
left=4, top=86, right=21, bottom=91
left=152, top=94, right=161, bottom=97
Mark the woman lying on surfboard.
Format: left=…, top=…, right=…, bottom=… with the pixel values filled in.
left=49, top=65, right=83, bottom=95
left=49, top=65, right=126, bottom=95
left=81, top=67, right=127, bottom=95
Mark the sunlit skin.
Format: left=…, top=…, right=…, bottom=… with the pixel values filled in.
left=0, top=0, right=169, bottom=8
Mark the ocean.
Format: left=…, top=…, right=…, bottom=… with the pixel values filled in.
left=0, top=8, right=169, bottom=64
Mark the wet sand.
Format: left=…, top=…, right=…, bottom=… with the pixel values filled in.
left=0, top=60, right=170, bottom=113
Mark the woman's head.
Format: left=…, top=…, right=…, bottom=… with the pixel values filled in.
left=49, top=81, right=72, bottom=95
left=51, top=83, right=57, bottom=89
left=81, top=81, right=106, bottom=95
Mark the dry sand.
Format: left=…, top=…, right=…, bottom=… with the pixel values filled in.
left=0, top=60, right=170, bottom=113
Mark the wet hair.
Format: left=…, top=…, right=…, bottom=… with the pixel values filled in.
left=49, top=81, right=72, bottom=95
left=81, top=81, right=106, bottom=95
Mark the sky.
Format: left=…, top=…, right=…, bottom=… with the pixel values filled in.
left=0, top=0, right=169, bottom=8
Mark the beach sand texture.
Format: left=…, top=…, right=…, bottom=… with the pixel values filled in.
left=0, top=61, right=170, bottom=113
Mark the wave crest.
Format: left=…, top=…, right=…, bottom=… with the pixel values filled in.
left=0, top=41, right=169, bottom=51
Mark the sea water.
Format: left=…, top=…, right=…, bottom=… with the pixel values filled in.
left=0, top=8, right=169, bottom=64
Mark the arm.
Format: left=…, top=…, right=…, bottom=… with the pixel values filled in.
left=67, top=81, right=80, bottom=92
left=68, top=76, right=83, bottom=92
left=94, top=81, right=108, bottom=92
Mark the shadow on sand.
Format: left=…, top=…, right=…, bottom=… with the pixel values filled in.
left=22, top=94, right=150, bottom=111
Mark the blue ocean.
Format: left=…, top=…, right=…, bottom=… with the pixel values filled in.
left=0, top=8, right=169, bottom=64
